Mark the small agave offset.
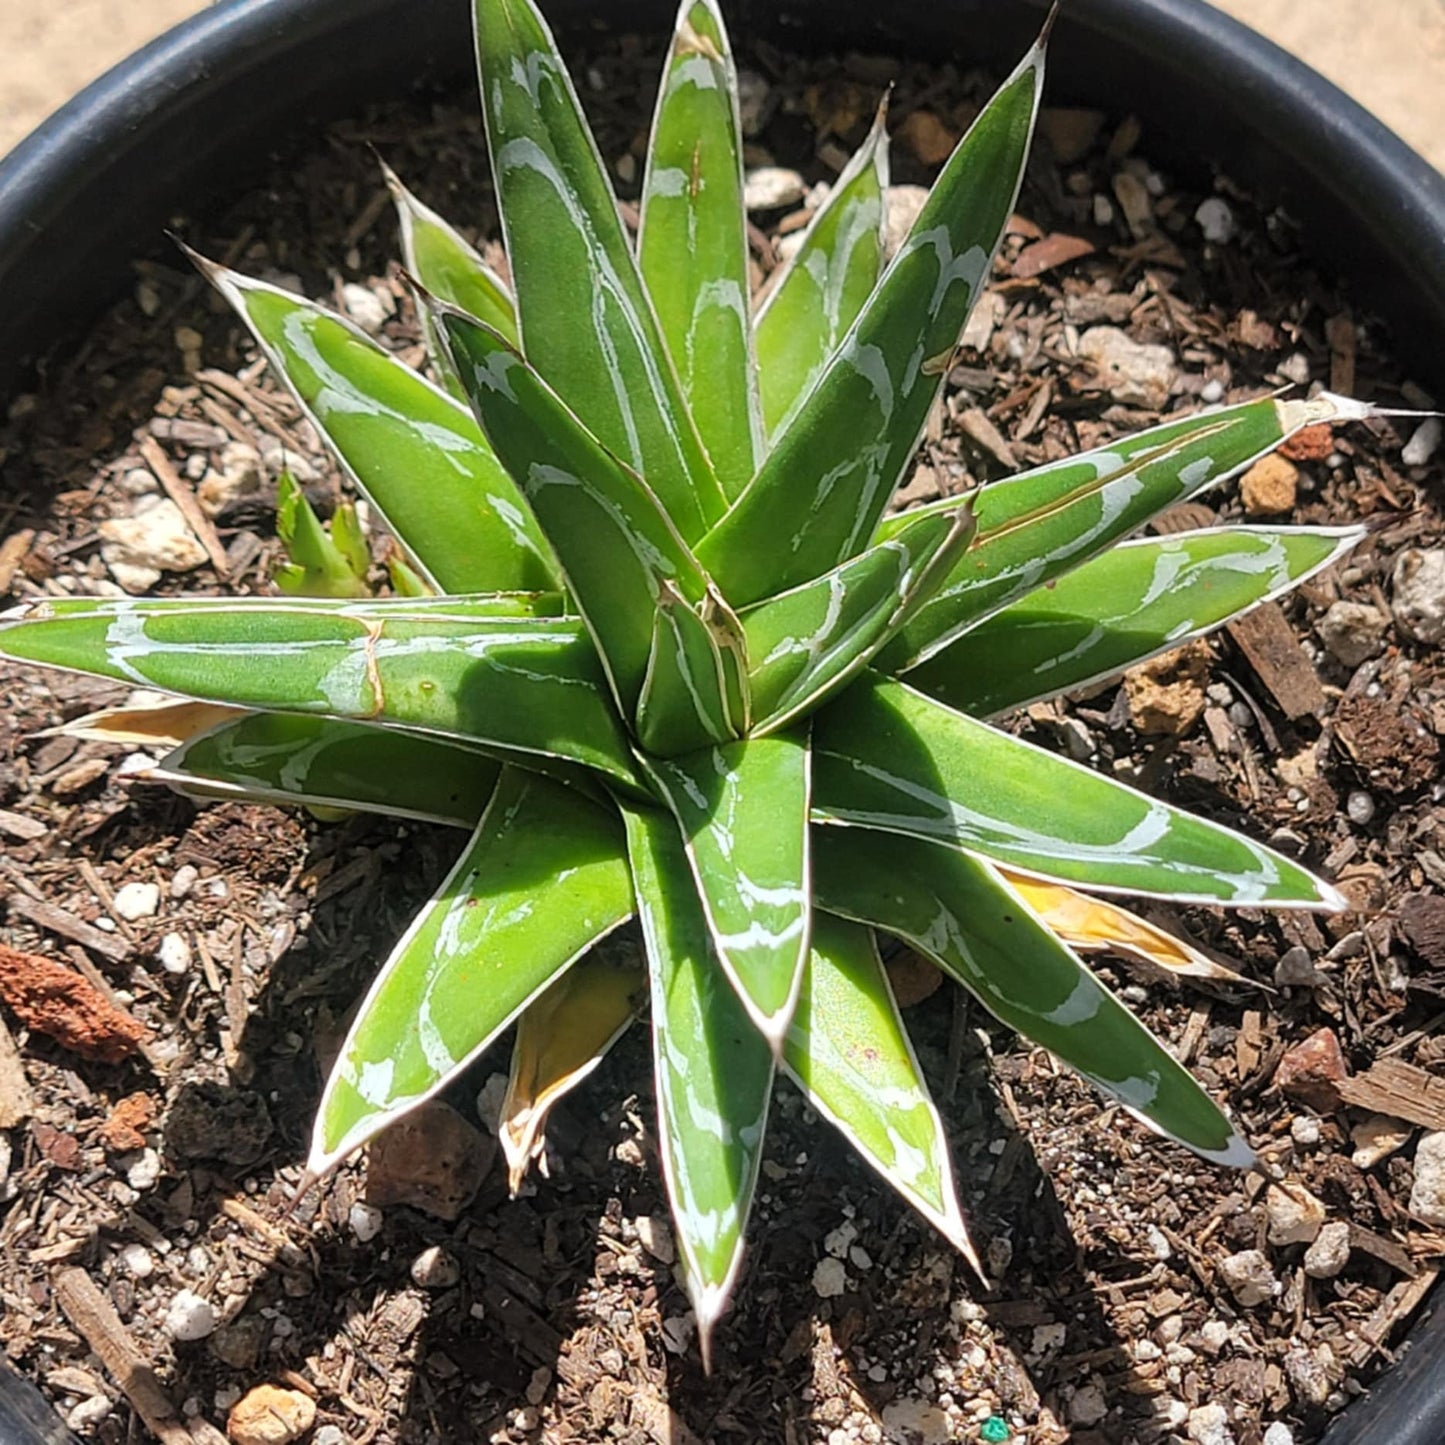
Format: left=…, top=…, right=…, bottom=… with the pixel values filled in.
left=1, top=0, right=1376, bottom=1356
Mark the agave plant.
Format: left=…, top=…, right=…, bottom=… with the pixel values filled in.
left=0, top=0, right=1372, bottom=1357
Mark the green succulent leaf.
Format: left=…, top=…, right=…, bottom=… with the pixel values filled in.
left=623, top=801, right=773, bottom=1361
left=439, top=310, right=725, bottom=721
left=783, top=913, right=977, bottom=1262
left=384, top=159, right=519, bottom=398
left=150, top=711, right=500, bottom=826
left=698, top=37, right=1045, bottom=605
left=644, top=729, right=813, bottom=1049
left=639, top=0, right=760, bottom=495
left=813, top=675, right=1344, bottom=909
left=636, top=581, right=749, bottom=756
left=754, top=101, right=889, bottom=439
left=473, top=0, right=725, bottom=539
left=273, top=473, right=371, bottom=599
left=0, top=597, right=641, bottom=791
left=311, top=768, right=633, bottom=1173
left=814, top=827, right=1255, bottom=1167
left=742, top=504, right=974, bottom=735
left=877, top=392, right=1367, bottom=671
left=910, top=525, right=1367, bottom=716
left=196, top=257, right=555, bottom=593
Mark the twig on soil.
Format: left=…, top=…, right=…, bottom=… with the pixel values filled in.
left=4, top=890, right=131, bottom=966
left=138, top=435, right=230, bottom=578
left=52, top=1267, right=228, bottom=1445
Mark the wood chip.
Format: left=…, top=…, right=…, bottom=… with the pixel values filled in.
left=5, top=891, right=131, bottom=964
left=53, top=1266, right=228, bottom=1445
left=956, top=407, right=1017, bottom=469
left=1336, top=1058, right=1445, bottom=1133
left=1226, top=602, right=1326, bottom=719
left=1347, top=1267, right=1438, bottom=1367
left=0, top=1012, right=35, bottom=1127
left=0, top=807, right=46, bottom=842
left=0, top=528, right=35, bottom=594
left=138, top=435, right=230, bottom=578
left=1325, top=313, right=1357, bottom=397
left=1235, top=1009, right=1263, bottom=1080
left=1012, top=232, right=1095, bottom=280
left=629, top=1391, right=706, bottom=1445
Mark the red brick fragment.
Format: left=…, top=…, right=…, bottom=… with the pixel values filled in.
left=1274, top=1026, right=1349, bottom=1112
left=100, top=1091, right=157, bottom=1152
left=0, top=944, right=149, bottom=1063
left=1279, top=423, right=1333, bottom=461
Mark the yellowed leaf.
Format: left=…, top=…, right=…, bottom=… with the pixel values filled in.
left=500, top=955, right=644, bottom=1194
left=1000, top=869, right=1256, bottom=987
left=57, top=695, right=245, bottom=748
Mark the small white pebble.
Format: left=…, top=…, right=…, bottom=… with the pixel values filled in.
left=823, top=1220, right=858, bottom=1258
left=812, top=1256, right=848, bottom=1298
left=1279, top=352, right=1312, bottom=386
left=1304, top=1220, right=1351, bottom=1279
left=126, top=1149, right=161, bottom=1191
left=118, top=1243, right=154, bottom=1278
left=848, top=1245, right=873, bottom=1271
left=1201, top=378, right=1225, bottom=404
left=315, top=1427, right=347, bottom=1445
left=169, top=864, right=199, bottom=899
left=1290, top=1115, right=1322, bottom=1147
left=1219, top=1248, right=1279, bottom=1306
left=1092, top=193, right=1115, bottom=226
left=341, top=282, right=390, bottom=334
left=349, top=1202, right=384, bottom=1243
left=1402, top=415, right=1442, bottom=467
left=1263, top=1423, right=1295, bottom=1445
left=157, top=932, right=191, bottom=975
left=744, top=166, right=807, bottom=212
left=1187, top=1401, right=1234, bottom=1445
left=1200, top=1320, right=1230, bottom=1352
left=1346, top=790, right=1376, bottom=825
left=112, top=881, right=160, bottom=921
left=410, top=1245, right=460, bottom=1289
left=164, top=1289, right=216, bottom=1342
left=1194, top=196, right=1236, bottom=243
left=66, top=1396, right=113, bottom=1431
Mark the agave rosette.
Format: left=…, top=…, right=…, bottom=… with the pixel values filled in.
left=0, top=0, right=1369, bottom=1355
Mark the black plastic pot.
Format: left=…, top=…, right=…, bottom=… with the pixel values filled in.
left=0, top=1, right=1440, bottom=1440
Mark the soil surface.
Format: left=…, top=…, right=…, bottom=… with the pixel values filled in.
left=1, top=26, right=1444, bottom=1445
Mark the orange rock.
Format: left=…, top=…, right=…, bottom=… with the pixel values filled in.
left=1123, top=642, right=1210, bottom=736
left=1240, top=453, right=1299, bottom=516
left=0, top=944, right=149, bottom=1063
left=226, top=1384, right=316, bottom=1445
left=100, top=1091, right=158, bottom=1152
